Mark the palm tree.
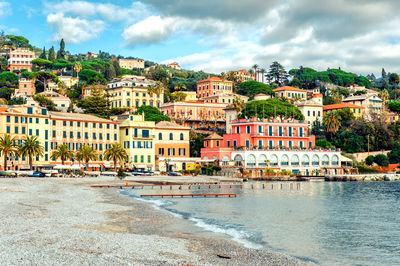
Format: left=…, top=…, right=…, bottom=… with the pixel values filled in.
left=323, top=112, right=341, bottom=140
left=220, top=72, right=226, bottom=81
left=379, top=89, right=389, bottom=103
left=103, top=143, right=127, bottom=171
left=0, top=134, right=18, bottom=171
left=260, top=68, right=266, bottom=83
left=252, top=64, right=258, bottom=81
left=76, top=145, right=97, bottom=170
left=232, top=96, right=245, bottom=113
left=74, top=62, right=82, bottom=78
left=173, top=83, right=187, bottom=91
left=52, top=144, right=73, bottom=165
left=148, top=81, right=165, bottom=96
left=18, top=136, right=44, bottom=170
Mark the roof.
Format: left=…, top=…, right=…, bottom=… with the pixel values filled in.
left=198, top=77, right=232, bottom=83
left=49, top=111, right=114, bottom=123
left=168, top=62, right=179, bottom=66
left=273, top=86, right=307, bottom=93
left=323, top=103, right=364, bottom=111
left=204, top=132, right=223, bottom=140
left=155, top=121, right=189, bottom=130
left=342, top=94, right=382, bottom=102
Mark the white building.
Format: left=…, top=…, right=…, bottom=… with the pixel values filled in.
left=295, top=93, right=323, bottom=128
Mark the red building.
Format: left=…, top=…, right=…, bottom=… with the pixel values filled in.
left=196, top=77, right=233, bottom=99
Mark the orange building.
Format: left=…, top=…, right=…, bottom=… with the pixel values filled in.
left=154, top=121, right=190, bottom=171
left=160, top=101, right=227, bottom=131
left=8, top=48, right=36, bottom=72
left=323, top=103, right=364, bottom=119
left=197, top=77, right=233, bottom=99
left=229, top=69, right=256, bottom=82
left=274, top=86, right=307, bottom=100
left=17, top=78, right=36, bottom=96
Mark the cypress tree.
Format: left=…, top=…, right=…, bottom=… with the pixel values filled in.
left=39, top=47, right=47, bottom=59
left=48, top=46, right=56, bottom=62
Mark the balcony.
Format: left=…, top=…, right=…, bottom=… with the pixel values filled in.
left=132, top=134, right=155, bottom=139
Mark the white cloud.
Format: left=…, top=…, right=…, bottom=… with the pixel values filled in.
left=0, top=2, right=11, bottom=17
left=46, top=13, right=105, bottom=44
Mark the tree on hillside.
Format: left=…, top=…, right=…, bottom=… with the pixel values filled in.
left=30, top=71, right=59, bottom=91
left=39, top=47, right=47, bottom=60
left=57, top=38, right=66, bottom=59
left=169, top=91, right=187, bottom=102
left=78, top=69, right=106, bottom=85
left=323, top=112, right=341, bottom=140
left=77, top=87, right=108, bottom=117
left=33, top=94, right=57, bottom=111
left=134, top=105, right=170, bottom=123
left=74, top=62, right=82, bottom=77
left=382, top=68, right=387, bottom=79
left=238, top=99, right=304, bottom=120
left=5, top=35, right=31, bottom=48
left=31, top=58, right=53, bottom=71
left=48, top=46, right=56, bottom=62
left=147, top=81, right=165, bottom=97
left=389, top=73, right=399, bottom=87
left=237, top=80, right=275, bottom=99
left=252, top=64, right=258, bottom=81
left=267, top=61, right=288, bottom=86
left=104, top=63, right=116, bottom=80
left=112, top=60, right=122, bottom=77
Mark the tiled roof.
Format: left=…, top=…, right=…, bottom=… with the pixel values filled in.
left=155, top=121, right=189, bottom=130
left=198, top=77, right=232, bottom=83
left=205, top=132, right=223, bottom=140
left=323, top=103, right=364, bottom=111
left=49, top=111, right=114, bottom=122
left=273, top=86, right=307, bottom=92
left=342, top=94, right=382, bottom=102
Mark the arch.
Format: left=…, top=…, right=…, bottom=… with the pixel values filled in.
left=312, top=155, right=320, bottom=166
left=332, top=155, right=339, bottom=166
left=258, top=154, right=267, bottom=167
left=322, top=155, right=329, bottom=166
left=222, top=156, right=230, bottom=162
left=291, top=154, right=299, bottom=166
left=203, top=156, right=209, bottom=160
left=212, top=156, right=218, bottom=161
left=302, top=154, right=310, bottom=166
left=246, top=154, right=256, bottom=167
left=281, top=154, right=289, bottom=166
left=233, top=154, right=243, bottom=161
left=270, top=154, right=278, bottom=166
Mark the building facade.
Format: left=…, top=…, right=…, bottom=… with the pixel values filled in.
left=116, top=114, right=155, bottom=170
left=342, top=94, right=383, bottom=119
left=160, top=101, right=227, bottom=131
left=229, top=69, right=256, bottom=82
left=167, top=62, right=181, bottom=70
left=274, top=86, right=307, bottom=100
left=106, top=76, right=163, bottom=109
left=8, top=48, right=36, bottom=72
left=203, top=93, right=248, bottom=104
left=154, top=121, right=190, bottom=171
left=295, top=94, right=323, bottom=128
left=39, top=91, right=71, bottom=112
left=17, top=78, right=35, bottom=96
left=323, top=103, right=364, bottom=119
left=119, top=58, right=145, bottom=70
left=196, top=77, right=233, bottom=99
left=0, top=105, right=119, bottom=171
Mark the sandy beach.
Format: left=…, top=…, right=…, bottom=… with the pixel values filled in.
left=0, top=177, right=310, bottom=265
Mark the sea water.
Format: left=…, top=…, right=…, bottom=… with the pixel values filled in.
left=122, top=181, right=400, bottom=265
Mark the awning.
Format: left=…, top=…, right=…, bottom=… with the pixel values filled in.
left=133, top=164, right=147, bottom=168
left=53, top=165, right=82, bottom=170
left=340, top=156, right=353, bottom=162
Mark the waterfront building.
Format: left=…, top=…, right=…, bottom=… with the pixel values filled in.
left=167, top=62, right=181, bottom=70
left=16, top=78, right=35, bottom=96
left=323, top=103, right=364, bottom=119
left=295, top=93, right=323, bottom=128
left=160, top=101, right=227, bottom=131
left=0, top=105, right=119, bottom=171
left=274, top=86, right=307, bottom=100
left=154, top=121, right=190, bottom=171
left=228, top=69, right=256, bottom=82
left=200, top=118, right=342, bottom=176
left=106, top=76, right=163, bottom=109
left=196, top=77, right=233, bottom=100
left=119, top=58, right=145, bottom=70
left=342, top=94, right=383, bottom=119
left=115, top=114, right=155, bottom=170
left=203, top=93, right=248, bottom=104
left=8, top=48, right=36, bottom=72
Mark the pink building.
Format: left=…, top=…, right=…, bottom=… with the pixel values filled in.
left=196, top=77, right=233, bottom=99
left=201, top=118, right=315, bottom=161
left=17, top=78, right=35, bottom=96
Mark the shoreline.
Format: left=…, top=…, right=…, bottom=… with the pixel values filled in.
left=0, top=177, right=311, bottom=265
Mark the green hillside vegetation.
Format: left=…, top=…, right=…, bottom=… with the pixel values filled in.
left=237, top=81, right=275, bottom=99
left=238, top=99, right=304, bottom=120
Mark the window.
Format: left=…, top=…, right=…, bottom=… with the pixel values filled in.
left=269, top=126, right=273, bottom=136
left=107, top=133, right=110, bottom=140
left=99, top=133, right=102, bottom=140
left=169, top=133, right=173, bottom=140
left=15, top=116, right=18, bottom=123
left=258, top=126, right=263, bottom=134
left=180, top=133, right=184, bottom=140
left=85, top=122, right=88, bottom=127
left=125, top=128, right=129, bottom=135
left=299, top=127, right=303, bottom=137
left=235, top=127, right=240, bottom=134
left=278, top=127, right=283, bottom=137
left=93, top=133, right=96, bottom=139
left=85, top=132, right=88, bottom=139
left=233, top=140, right=237, bottom=147
left=134, top=155, right=138, bottom=163
left=27, top=107, right=32, bottom=114
left=45, top=130, right=48, bottom=140
left=45, top=119, right=48, bottom=124
left=269, top=140, right=273, bottom=148
left=14, top=127, right=18, bottom=133
left=106, top=124, right=109, bottom=129
left=6, top=116, right=10, bottom=122
left=93, top=123, right=96, bottom=128
left=288, top=141, right=293, bottom=148
left=216, top=140, right=220, bottom=147
left=258, top=140, right=263, bottom=147
left=70, top=132, right=73, bottom=138
left=246, top=126, right=251, bottom=134
left=159, top=133, right=162, bottom=140
left=52, top=120, right=56, bottom=126
left=142, top=130, right=149, bottom=138
left=114, top=134, right=117, bottom=140
left=63, top=131, right=66, bottom=138
left=22, top=127, right=26, bottom=134
left=78, top=132, right=81, bottom=139
left=148, top=155, right=151, bottom=163
left=6, top=126, right=10, bottom=133
left=63, top=121, right=66, bottom=126
left=288, top=127, right=292, bottom=137
left=140, top=155, right=144, bottom=163
left=245, top=140, right=250, bottom=149
left=278, top=140, right=283, bottom=147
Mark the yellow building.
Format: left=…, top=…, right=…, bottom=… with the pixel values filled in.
left=203, top=93, right=248, bottom=104
left=154, top=121, right=190, bottom=171
left=119, top=58, right=145, bottom=70
left=115, top=113, right=155, bottom=170
left=0, top=105, right=119, bottom=171
left=323, top=103, right=364, bottom=119
left=106, top=77, right=164, bottom=110
left=296, top=94, right=323, bottom=128
left=229, top=69, right=255, bottom=82
left=181, top=91, right=197, bottom=101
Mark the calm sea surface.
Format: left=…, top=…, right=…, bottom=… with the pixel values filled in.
left=122, top=181, right=400, bottom=265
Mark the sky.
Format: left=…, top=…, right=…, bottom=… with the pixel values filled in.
left=1, top=0, right=400, bottom=76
